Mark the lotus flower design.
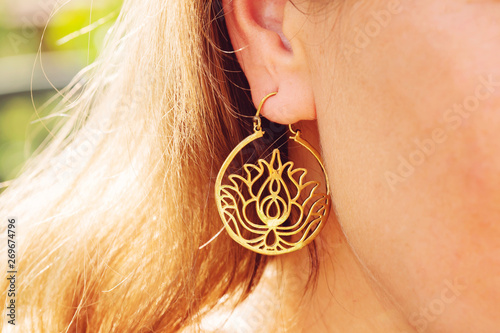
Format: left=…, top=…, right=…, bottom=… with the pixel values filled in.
left=218, top=149, right=329, bottom=254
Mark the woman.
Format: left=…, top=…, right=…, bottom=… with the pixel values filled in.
left=1, top=0, right=499, bottom=331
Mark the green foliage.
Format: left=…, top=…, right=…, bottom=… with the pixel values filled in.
left=0, top=0, right=122, bottom=184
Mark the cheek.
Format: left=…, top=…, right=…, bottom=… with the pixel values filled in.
left=309, top=0, right=500, bottom=331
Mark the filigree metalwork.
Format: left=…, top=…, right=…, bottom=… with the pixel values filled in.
left=215, top=94, right=331, bottom=255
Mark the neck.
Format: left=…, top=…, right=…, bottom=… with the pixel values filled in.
left=199, top=219, right=417, bottom=332
left=268, top=120, right=417, bottom=332
left=269, top=219, right=417, bottom=332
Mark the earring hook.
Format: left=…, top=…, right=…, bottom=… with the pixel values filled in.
left=253, top=92, right=277, bottom=131
left=253, top=92, right=299, bottom=135
left=255, top=92, right=277, bottom=118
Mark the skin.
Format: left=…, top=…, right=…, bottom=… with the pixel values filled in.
left=220, top=0, right=500, bottom=332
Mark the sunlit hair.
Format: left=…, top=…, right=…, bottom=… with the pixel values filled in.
left=0, top=0, right=315, bottom=331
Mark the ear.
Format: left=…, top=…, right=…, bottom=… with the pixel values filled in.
left=222, top=0, right=316, bottom=124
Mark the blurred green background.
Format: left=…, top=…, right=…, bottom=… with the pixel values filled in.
left=0, top=0, right=122, bottom=189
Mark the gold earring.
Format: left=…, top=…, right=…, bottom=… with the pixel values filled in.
left=214, top=92, right=331, bottom=255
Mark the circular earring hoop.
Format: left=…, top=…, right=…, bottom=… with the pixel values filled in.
left=214, top=92, right=331, bottom=255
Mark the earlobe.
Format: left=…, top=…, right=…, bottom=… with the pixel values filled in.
left=222, top=0, right=316, bottom=124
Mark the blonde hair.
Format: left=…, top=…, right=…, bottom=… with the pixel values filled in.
left=0, top=0, right=315, bottom=331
